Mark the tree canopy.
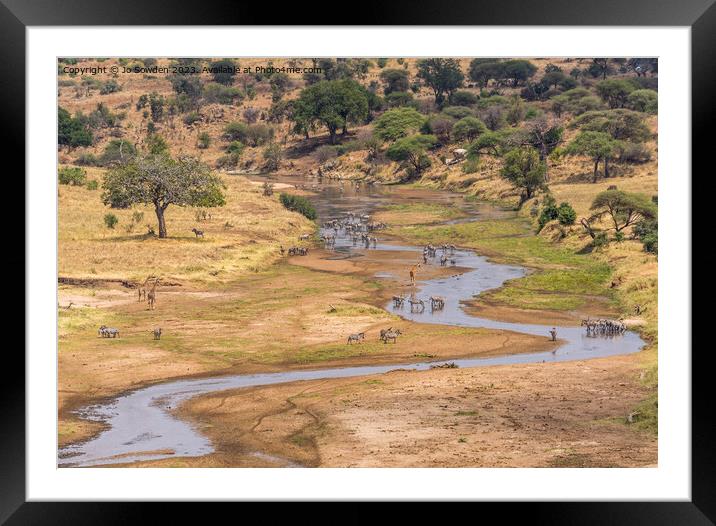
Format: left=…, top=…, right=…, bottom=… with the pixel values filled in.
left=58, top=107, right=93, bottom=150
left=589, top=190, right=657, bottom=232
left=564, top=130, right=619, bottom=182
left=416, top=59, right=464, bottom=107
left=373, top=107, right=426, bottom=142
left=291, top=79, right=370, bottom=143
left=500, top=147, right=546, bottom=205
left=385, top=135, right=438, bottom=179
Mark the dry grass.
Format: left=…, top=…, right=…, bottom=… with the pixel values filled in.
left=58, top=168, right=313, bottom=282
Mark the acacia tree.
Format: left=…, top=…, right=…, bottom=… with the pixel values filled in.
left=589, top=190, right=657, bottom=232
left=564, top=131, right=619, bottom=183
left=452, top=116, right=487, bottom=143
left=291, top=79, right=369, bottom=143
left=500, top=147, right=546, bottom=206
left=379, top=68, right=410, bottom=94
left=416, top=58, right=464, bottom=107
left=102, top=154, right=225, bottom=238
left=385, top=135, right=438, bottom=179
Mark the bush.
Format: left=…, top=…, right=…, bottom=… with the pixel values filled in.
left=100, top=139, right=136, bottom=166
left=442, top=106, right=474, bottom=119
left=315, top=145, right=338, bottom=163
left=99, top=79, right=121, bottom=95
left=374, top=107, right=426, bottom=142
left=593, top=231, right=609, bottom=249
left=223, top=121, right=273, bottom=146
left=617, top=142, right=652, bottom=164
left=450, top=90, right=479, bottom=106
left=75, top=152, right=99, bottom=166
left=279, top=193, right=316, bottom=220
left=263, top=142, right=283, bottom=172
left=634, top=218, right=658, bottom=254
left=537, top=195, right=558, bottom=231
left=58, top=167, right=87, bottom=186
left=86, top=180, right=99, bottom=190
left=197, top=132, right=211, bottom=149
left=103, top=213, right=119, bottom=229
left=183, top=112, right=202, bottom=126
left=557, top=202, right=577, bottom=225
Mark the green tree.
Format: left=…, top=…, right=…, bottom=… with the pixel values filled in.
left=373, top=107, right=426, bottom=142
left=263, top=142, right=283, bottom=172
left=452, top=116, right=487, bottom=143
left=416, top=58, right=464, bottom=107
left=467, top=59, right=504, bottom=88
left=279, top=193, right=316, bottom=220
left=210, top=59, right=237, bottom=86
left=58, top=166, right=87, bottom=186
left=557, top=202, right=577, bottom=225
left=99, top=139, right=137, bottom=166
left=596, top=79, right=636, bottom=109
left=146, top=134, right=169, bottom=155
left=102, top=154, right=225, bottom=238
left=500, top=147, right=546, bottom=206
left=104, top=213, right=118, bottom=230
left=379, top=68, right=410, bottom=95
left=564, top=131, right=619, bottom=183
left=500, top=60, right=537, bottom=87
left=58, top=107, right=93, bottom=150
left=385, top=135, right=438, bottom=179
left=589, top=190, right=657, bottom=232
left=291, top=80, right=370, bottom=143
left=626, top=89, right=658, bottom=113
left=569, top=109, right=651, bottom=142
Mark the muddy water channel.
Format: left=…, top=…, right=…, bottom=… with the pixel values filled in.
left=59, top=176, right=644, bottom=467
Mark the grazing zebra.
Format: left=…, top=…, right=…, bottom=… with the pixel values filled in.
left=101, top=327, right=120, bottom=338
left=381, top=328, right=402, bottom=344
left=98, top=325, right=107, bottom=337
left=153, top=328, right=162, bottom=340
left=347, top=332, right=365, bottom=344
left=379, top=327, right=394, bottom=340
left=191, top=228, right=204, bottom=238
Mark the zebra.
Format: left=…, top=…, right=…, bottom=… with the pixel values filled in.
left=347, top=332, right=365, bottom=344
left=430, top=296, right=445, bottom=311
left=102, top=327, right=120, bottom=338
left=440, top=255, right=448, bottom=266
left=153, top=328, right=162, bottom=340
left=392, top=295, right=405, bottom=308
left=379, top=327, right=394, bottom=340
left=98, top=325, right=107, bottom=337
left=191, top=228, right=204, bottom=238
left=381, top=329, right=402, bottom=344
left=409, top=298, right=425, bottom=313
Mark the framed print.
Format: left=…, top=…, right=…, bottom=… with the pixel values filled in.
left=4, top=0, right=710, bottom=520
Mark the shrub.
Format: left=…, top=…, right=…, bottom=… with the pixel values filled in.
left=86, top=180, right=99, bottom=190
left=197, top=132, right=211, bottom=149
left=442, top=106, right=474, bottom=119
left=537, top=194, right=558, bottom=231
left=315, top=145, right=338, bottom=163
left=263, top=142, right=283, bottom=172
left=385, top=91, right=414, bottom=108
left=183, top=112, right=202, bottom=126
left=617, top=142, right=652, bottom=163
left=103, top=213, right=119, bottom=229
left=279, top=193, right=316, bottom=220
left=75, top=152, right=99, bottom=166
left=634, top=218, right=658, bottom=254
left=203, top=82, right=243, bottom=105
left=450, top=90, right=479, bottom=106
left=100, top=140, right=137, bottom=166
left=557, top=202, right=577, bottom=225
left=58, top=166, right=87, bottom=186
left=224, top=121, right=273, bottom=146
left=626, top=89, right=658, bottom=114
left=374, top=107, right=426, bottom=142
left=593, top=231, right=609, bottom=249
left=99, top=79, right=121, bottom=94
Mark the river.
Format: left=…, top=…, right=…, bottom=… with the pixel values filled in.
left=58, top=175, right=644, bottom=467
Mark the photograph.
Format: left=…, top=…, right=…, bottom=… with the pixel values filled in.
left=55, top=56, right=660, bottom=469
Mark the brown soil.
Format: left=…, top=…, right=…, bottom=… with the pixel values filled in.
left=124, top=351, right=655, bottom=468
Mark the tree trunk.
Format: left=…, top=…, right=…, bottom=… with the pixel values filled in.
left=604, top=158, right=610, bottom=178
left=593, top=160, right=599, bottom=183
left=155, top=204, right=167, bottom=238
left=329, top=128, right=337, bottom=144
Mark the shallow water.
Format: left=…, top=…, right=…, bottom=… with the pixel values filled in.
left=59, top=176, right=644, bottom=467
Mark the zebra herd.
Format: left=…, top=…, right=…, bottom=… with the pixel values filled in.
left=392, top=294, right=445, bottom=313
left=320, top=211, right=387, bottom=250
left=581, top=318, right=627, bottom=336
left=347, top=328, right=403, bottom=344
left=97, top=325, right=163, bottom=340
left=423, top=243, right=456, bottom=265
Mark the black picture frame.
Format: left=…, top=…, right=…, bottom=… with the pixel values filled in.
left=4, top=0, right=707, bottom=521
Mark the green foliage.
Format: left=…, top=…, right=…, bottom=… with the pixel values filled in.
left=537, top=194, right=558, bottom=231
left=385, top=91, right=415, bottom=108
left=450, top=90, right=479, bottom=106
left=99, top=139, right=137, bottom=166
left=558, top=202, right=577, bottom=225
left=441, top=106, right=474, bottom=119
left=564, top=130, right=619, bottom=182
left=183, top=111, right=202, bottom=126
left=467, top=129, right=512, bottom=157
left=467, top=59, right=504, bottom=88
left=197, top=131, right=211, bottom=149
left=589, top=190, right=657, bottom=232
left=595, top=79, right=636, bottom=108
left=379, top=68, right=410, bottom=94
left=209, top=59, right=237, bottom=86
left=627, top=89, right=658, bottom=113
left=416, top=58, right=464, bottom=107
left=634, top=218, right=658, bottom=254
left=376, top=58, right=388, bottom=68
left=385, top=134, right=438, bottom=178
left=373, top=107, right=426, bottom=142
left=569, top=109, right=651, bottom=142
left=223, top=121, right=274, bottom=146
left=146, top=134, right=169, bottom=155
left=103, top=213, right=118, bottom=229
left=500, top=147, right=546, bottom=205
left=452, top=116, right=487, bottom=143
left=279, top=193, right=316, bottom=220
left=75, top=152, right=99, bottom=166
left=291, top=79, right=370, bottom=143
left=58, top=107, right=93, bottom=149
left=58, top=166, right=87, bottom=186
left=99, top=79, right=121, bottom=95
left=203, top=83, right=243, bottom=105
left=501, top=59, right=537, bottom=87
left=262, top=142, right=283, bottom=172
left=86, top=180, right=99, bottom=190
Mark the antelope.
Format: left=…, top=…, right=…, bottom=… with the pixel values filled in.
left=191, top=228, right=204, bottom=238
